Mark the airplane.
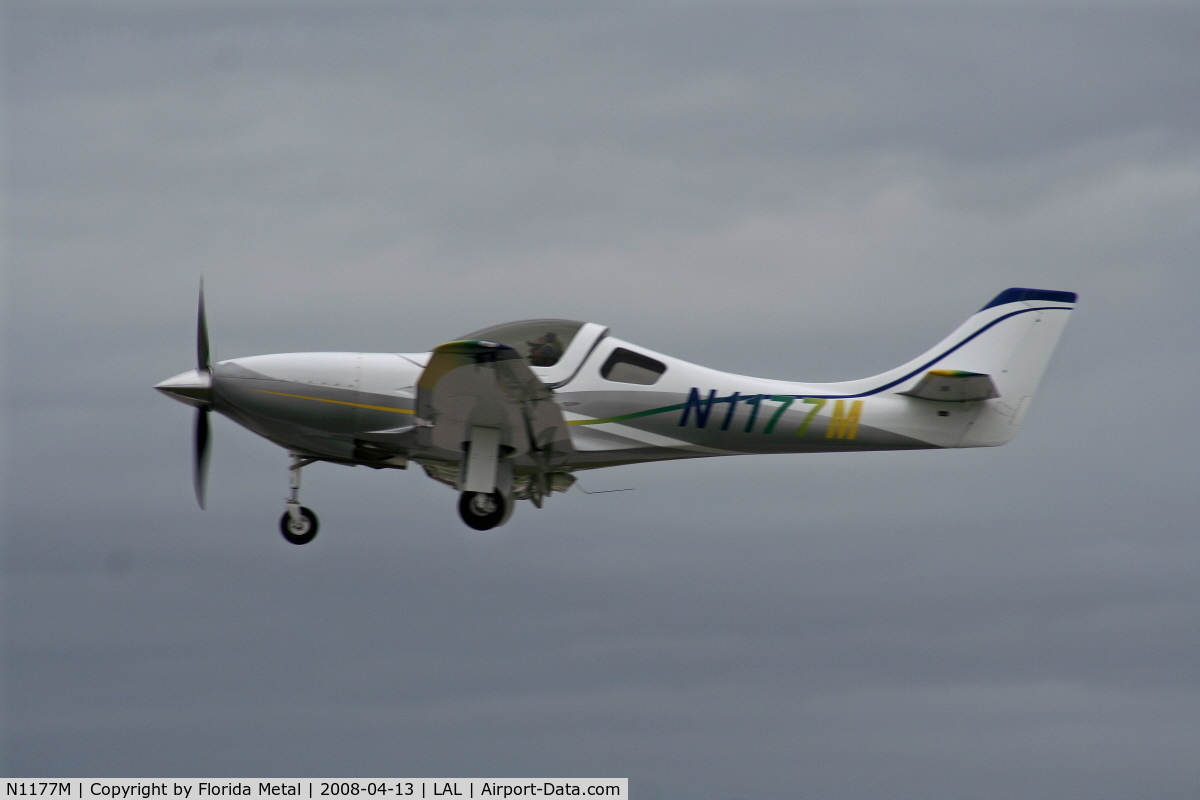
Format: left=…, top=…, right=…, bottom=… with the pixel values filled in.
left=155, top=287, right=1076, bottom=543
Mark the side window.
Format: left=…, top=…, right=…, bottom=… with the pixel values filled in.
left=600, top=348, right=666, bottom=385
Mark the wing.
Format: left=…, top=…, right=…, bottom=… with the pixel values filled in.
left=415, top=340, right=574, bottom=478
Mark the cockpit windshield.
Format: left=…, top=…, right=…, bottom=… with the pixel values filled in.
left=457, top=319, right=585, bottom=367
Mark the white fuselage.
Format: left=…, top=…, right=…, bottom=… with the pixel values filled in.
left=155, top=288, right=1075, bottom=530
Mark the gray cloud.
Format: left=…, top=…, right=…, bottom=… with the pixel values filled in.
left=5, top=4, right=1199, bottom=798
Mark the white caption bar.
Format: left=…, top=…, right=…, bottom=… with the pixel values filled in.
left=5, top=782, right=626, bottom=800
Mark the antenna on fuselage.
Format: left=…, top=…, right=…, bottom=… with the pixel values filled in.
left=574, top=481, right=635, bottom=495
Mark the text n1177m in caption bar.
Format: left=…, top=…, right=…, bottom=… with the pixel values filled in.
left=4, top=782, right=626, bottom=800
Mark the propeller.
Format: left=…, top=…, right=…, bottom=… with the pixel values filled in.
left=193, top=280, right=213, bottom=508
left=197, top=278, right=211, bottom=375
left=153, top=280, right=219, bottom=507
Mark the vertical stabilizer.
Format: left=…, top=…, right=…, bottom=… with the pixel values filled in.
left=935, top=288, right=1075, bottom=446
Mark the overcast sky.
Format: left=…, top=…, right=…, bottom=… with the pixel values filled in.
left=4, top=3, right=1199, bottom=798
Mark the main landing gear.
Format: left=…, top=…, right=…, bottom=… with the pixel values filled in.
left=280, top=454, right=319, bottom=545
left=456, top=425, right=514, bottom=531
left=458, top=490, right=510, bottom=531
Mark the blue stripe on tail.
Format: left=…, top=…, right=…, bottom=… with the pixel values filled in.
left=981, top=288, right=1077, bottom=311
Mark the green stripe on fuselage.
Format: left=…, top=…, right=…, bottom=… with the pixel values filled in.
left=567, top=402, right=687, bottom=426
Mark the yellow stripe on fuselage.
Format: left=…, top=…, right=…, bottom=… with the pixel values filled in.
left=248, top=388, right=414, bottom=414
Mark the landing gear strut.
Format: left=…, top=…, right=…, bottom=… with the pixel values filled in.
left=279, top=454, right=319, bottom=544
left=458, top=490, right=509, bottom=531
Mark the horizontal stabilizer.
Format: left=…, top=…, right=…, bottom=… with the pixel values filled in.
left=900, top=369, right=1000, bottom=402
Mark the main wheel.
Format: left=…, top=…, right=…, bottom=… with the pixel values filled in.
left=279, top=506, right=319, bottom=544
left=458, top=491, right=508, bottom=530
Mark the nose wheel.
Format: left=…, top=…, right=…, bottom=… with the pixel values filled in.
left=458, top=490, right=508, bottom=530
left=280, top=506, right=319, bottom=544
left=280, top=454, right=319, bottom=544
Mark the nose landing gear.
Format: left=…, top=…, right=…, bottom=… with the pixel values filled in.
left=280, top=506, right=319, bottom=544
left=280, top=454, right=319, bottom=544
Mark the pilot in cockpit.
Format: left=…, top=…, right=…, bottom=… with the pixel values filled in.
left=526, top=332, right=563, bottom=366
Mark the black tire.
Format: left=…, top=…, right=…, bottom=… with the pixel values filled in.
left=458, top=491, right=507, bottom=530
left=279, top=506, right=319, bottom=544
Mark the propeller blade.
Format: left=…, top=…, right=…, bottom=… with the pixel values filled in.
left=197, top=279, right=211, bottom=373
left=193, top=407, right=211, bottom=509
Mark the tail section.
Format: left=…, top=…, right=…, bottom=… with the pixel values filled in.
left=948, top=289, right=1075, bottom=445
left=813, top=288, right=1076, bottom=447
left=891, top=288, right=1075, bottom=446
